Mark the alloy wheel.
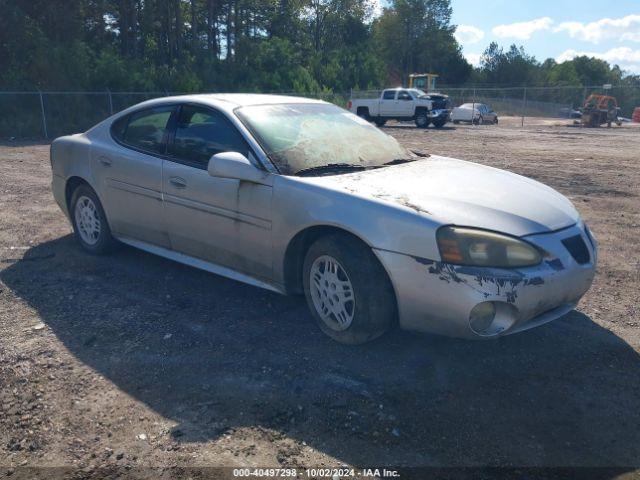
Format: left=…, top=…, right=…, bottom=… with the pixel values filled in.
left=74, top=195, right=101, bottom=245
left=309, top=255, right=356, bottom=331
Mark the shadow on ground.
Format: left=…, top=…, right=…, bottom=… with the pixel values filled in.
left=2, top=235, right=640, bottom=470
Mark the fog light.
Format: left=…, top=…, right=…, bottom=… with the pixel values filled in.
left=469, top=302, right=496, bottom=334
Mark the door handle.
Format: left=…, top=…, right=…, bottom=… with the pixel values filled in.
left=99, top=156, right=112, bottom=166
left=169, top=176, right=187, bottom=189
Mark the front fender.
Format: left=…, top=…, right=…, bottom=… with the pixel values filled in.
left=270, top=175, right=441, bottom=285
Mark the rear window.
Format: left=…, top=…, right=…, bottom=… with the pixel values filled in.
left=110, top=106, right=175, bottom=155
left=111, top=115, right=128, bottom=142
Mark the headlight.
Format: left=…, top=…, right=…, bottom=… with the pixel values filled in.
left=436, top=226, right=542, bottom=268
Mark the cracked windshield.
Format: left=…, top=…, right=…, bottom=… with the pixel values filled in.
left=236, top=103, right=411, bottom=175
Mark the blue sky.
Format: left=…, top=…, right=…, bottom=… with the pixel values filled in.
left=448, top=0, right=640, bottom=73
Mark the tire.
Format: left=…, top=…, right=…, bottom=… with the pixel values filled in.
left=453, top=120, right=460, bottom=125
left=374, top=118, right=387, bottom=127
left=415, top=111, right=429, bottom=129
left=473, top=115, right=483, bottom=125
left=70, top=184, right=117, bottom=255
left=494, top=117, right=499, bottom=124
left=432, top=118, right=447, bottom=128
left=356, top=108, right=370, bottom=121
left=302, top=234, right=396, bottom=345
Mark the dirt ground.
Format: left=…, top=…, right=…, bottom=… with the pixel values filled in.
left=1, top=117, right=639, bottom=479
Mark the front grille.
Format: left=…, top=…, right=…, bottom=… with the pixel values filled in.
left=562, top=235, right=590, bottom=264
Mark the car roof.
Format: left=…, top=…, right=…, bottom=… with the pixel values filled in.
left=115, top=93, right=327, bottom=117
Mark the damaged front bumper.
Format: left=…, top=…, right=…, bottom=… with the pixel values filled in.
left=428, top=109, right=450, bottom=120
left=374, top=223, right=597, bottom=339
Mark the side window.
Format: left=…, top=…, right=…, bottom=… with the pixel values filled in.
left=397, top=90, right=412, bottom=101
left=382, top=90, right=396, bottom=100
left=168, top=105, right=249, bottom=167
left=119, top=106, right=174, bottom=154
left=111, top=115, right=128, bottom=143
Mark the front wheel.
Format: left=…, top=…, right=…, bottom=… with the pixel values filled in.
left=70, top=184, right=117, bottom=254
left=415, top=112, right=429, bottom=129
left=473, top=115, right=484, bottom=125
left=374, top=118, right=387, bottom=127
left=303, top=234, right=396, bottom=344
left=432, top=118, right=447, bottom=128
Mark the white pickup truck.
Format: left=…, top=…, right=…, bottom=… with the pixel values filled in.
left=348, top=88, right=451, bottom=128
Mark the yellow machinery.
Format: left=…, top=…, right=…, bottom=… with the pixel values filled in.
left=409, top=73, right=439, bottom=91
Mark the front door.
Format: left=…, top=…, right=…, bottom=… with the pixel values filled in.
left=162, top=104, right=273, bottom=280
left=93, top=105, right=175, bottom=248
left=395, top=90, right=415, bottom=117
left=379, top=90, right=398, bottom=116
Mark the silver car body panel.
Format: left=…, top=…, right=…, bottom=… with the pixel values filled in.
left=116, top=235, right=283, bottom=294
left=50, top=94, right=597, bottom=339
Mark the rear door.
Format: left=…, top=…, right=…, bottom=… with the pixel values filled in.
left=162, top=104, right=273, bottom=279
left=93, top=105, right=175, bottom=247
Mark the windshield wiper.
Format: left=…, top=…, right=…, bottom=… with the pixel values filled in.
left=383, top=158, right=419, bottom=166
left=296, top=163, right=368, bottom=176
left=411, top=150, right=429, bottom=157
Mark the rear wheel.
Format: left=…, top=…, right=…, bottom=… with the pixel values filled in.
left=303, top=234, right=396, bottom=344
left=356, top=108, right=370, bottom=121
left=415, top=111, right=429, bottom=129
left=70, top=184, right=117, bottom=254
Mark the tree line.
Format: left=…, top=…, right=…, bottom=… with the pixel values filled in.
left=0, top=0, right=638, bottom=95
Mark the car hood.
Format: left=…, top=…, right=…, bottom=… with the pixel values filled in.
left=303, top=156, right=580, bottom=236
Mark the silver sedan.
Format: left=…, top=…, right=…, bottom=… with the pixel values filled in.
left=451, top=103, right=499, bottom=125
left=50, top=94, right=597, bottom=344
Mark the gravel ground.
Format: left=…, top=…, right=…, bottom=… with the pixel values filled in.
left=1, top=117, right=639, bottom=479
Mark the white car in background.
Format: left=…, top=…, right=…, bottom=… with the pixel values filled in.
left=451, top=103, right=499, bottom=125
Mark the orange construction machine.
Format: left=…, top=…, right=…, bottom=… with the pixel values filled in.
left=581, top=94, right=622, bottom=127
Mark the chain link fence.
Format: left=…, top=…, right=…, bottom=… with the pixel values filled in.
left=1, top=86, right=638, bottom=139
left=351, top=85, right=640, bottom=123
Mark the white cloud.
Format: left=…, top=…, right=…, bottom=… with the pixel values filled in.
left=455, top=25, right=485, bottom=45
left=555, top=15, right=640, bottom=44
left=492, top=17, right=553, bottom=40
left=464, top=52, right=483, bottom=67
left=556, top=47, right=640, bottom=73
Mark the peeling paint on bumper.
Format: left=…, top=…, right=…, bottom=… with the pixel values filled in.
left=374, top=223, right=597, bottom=339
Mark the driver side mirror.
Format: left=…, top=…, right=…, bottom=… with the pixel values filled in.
left=207, top=151, right=269, bottom=185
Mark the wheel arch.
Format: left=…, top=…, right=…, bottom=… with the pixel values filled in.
left=282, top=224, right=397, bottom=310
left=65, top=176, right=92, bottom=212
left=356, top=106, right=370, bottom=118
